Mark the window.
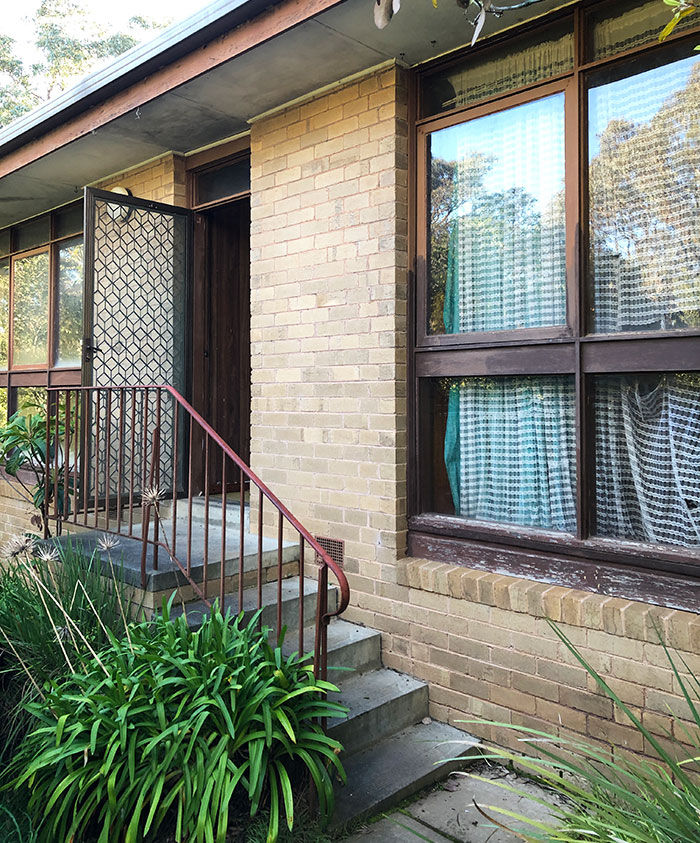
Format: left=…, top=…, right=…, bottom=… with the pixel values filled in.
left=0, top=203, right=83, bottom=419
left=413, top=1, right=700, bottom=576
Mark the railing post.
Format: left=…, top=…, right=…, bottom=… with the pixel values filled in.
left=139, top=425, right=161, bottom=590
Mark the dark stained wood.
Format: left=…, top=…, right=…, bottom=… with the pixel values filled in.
left=408, top=530, right=700, bottom=613
left=582, top=336, right=700, bottom=372
left=192, top=198, right=250, bottom=493
left=185, top=137, right=251, bottom=172
left=415, top=344, right=576, bottom=377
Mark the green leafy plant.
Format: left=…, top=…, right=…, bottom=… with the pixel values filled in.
left=0, top=400, right=75, bottom=536
left=0, top=799, right=38, bottom=843
left=448, top=621, right=700, bottom=842
left=660, top=0, right=699, bottom=45
left=8, top=601, right=347, bottom=843
left=0, top=537, right=132, bottom=771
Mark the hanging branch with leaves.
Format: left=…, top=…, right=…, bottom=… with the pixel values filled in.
left=374, top=0, right=699, bottom=49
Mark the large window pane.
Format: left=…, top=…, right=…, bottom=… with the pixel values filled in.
left=428, top=94, right=567, bottom=335
left=595, top=374, right=700, bottom=548
left=589, top=52, right=700, bottom=333
left=0, top=258, right=8, bottom=369
left=56, top=237, right=83, bottom=367
left=432, top=375, right=576, bottom=532
left=422, top=24, right=573, bottom=117
left=13, top=251, right=49, bottom=367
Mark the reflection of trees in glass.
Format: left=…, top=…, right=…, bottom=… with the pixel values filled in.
left=57, top=239, right=83, bottom=367
left=429, top=153, right=493, bottom=333
left=590, top=62, right=700, bottom=332
left=0, top=259, right=8, bottom=369
left=13, top=252, right=49, bottom=366
left=430, top=150, right=566, bottom=334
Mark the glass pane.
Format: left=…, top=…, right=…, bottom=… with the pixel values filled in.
left=14, top=217, right=50, bottom=252
left=0, top=389, right=7, bottom=426
left=195, top=157, right=250, bottom=205
left=421, top=24, right=573, bottom=117
left=0, top=229, right=9, bottom=258
left=428, top=93, right=567, bottom=335
left=0, top=259, right=8, bottom=369
left=13, top=251, right=49, bottom=367
left=54, top=202, right=83, bottom=239
left=589, top=51, right=700, bottom=333
left=15, top=386, right=46, bottom=418
left=589, top=0, right=699, bottom=61
left=595, top=373, right=700, bottom=548
left=430, top=375, right=576, bottom=532
left=55, top=237, right=84, bottom=367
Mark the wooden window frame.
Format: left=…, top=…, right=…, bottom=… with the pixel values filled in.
left=0, top=202, right=83, bottom=413
left=410, top=1, right=700, bottom=584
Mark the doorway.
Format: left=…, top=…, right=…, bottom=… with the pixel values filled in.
left=192, top=198, right=251, bottom=487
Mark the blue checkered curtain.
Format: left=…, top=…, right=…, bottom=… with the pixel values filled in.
left=595, top=375, right=700, bottom=547
left=444, top=376, right=576, bottom=531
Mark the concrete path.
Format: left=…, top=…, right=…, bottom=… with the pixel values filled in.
left=342, top=762, right=562, bottom=842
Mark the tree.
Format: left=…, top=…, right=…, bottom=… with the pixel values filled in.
left=0, top=0, right=169, bottom=129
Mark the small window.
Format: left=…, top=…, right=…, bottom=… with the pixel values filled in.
left=194, top=156, right=250, bottom=207
left=14, top=217, right=50, bottom=253
left=421, top=22, right=573, bottom=117
left=54, top=203, right=83, bottom=239
left=0, top=259, right=8, bottom=370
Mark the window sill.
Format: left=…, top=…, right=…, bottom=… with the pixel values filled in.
left=408, top=515, right=700, bottom=614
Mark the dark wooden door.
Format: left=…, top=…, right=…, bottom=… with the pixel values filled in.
left=192, top=199, right=250, bottom=491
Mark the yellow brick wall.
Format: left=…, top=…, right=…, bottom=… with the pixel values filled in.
left=96, top=152, right=187, bottom=206
left=0, top=474, right=40, bottom=546
left=249, top=64, right=409, bottom=572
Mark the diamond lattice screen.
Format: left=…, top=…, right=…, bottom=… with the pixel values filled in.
left=88, top=197, right=188, bottom=496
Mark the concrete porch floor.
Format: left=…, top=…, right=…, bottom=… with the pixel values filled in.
left=342, top=761, right=563, bottom=842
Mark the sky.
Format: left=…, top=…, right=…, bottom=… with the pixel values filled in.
left=4, top=0, right=214, bottom=63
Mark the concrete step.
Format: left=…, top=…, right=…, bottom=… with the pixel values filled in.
left=328, top=669, right=429, bottom=757
left=61, top=525, right=299, bottom=595
left=160, top=494, right=250, bottom=532
left=333, top=720, right=482, bottom=828
left=171, top=576, right=337, bottom=637
left=282, top=620, right=381, bottom=677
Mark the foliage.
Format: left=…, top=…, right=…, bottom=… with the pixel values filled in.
left=456, top=621, right=700, bottom=842
left=0, top=537, right=131, bottom=767
left=0, top=800, right=38, bottom=843
left=0, top=398, right=75, bottom=535
left=660, top=0, right=700, bottom=44
left=8, top=602, right=347, bottom=843
left=0, top=0, right=169, bottom=128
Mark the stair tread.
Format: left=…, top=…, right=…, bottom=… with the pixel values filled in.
left=333, top=720, right=482, bottom=828
left=329, top=668, right=426, bottom=713
left=284, top=620, right=380, bottom=656
left=170, top=576, right=335, bottom=621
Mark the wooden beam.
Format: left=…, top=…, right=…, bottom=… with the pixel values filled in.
left=0, top=0, right=345, bottom=180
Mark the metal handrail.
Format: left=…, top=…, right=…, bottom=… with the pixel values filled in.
left=43, top=385, right=350, bottom=679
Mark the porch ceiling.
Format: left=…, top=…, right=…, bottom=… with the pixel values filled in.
left=0, top=0, right=572, bottom=228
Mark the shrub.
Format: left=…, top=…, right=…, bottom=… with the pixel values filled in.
left=9, top=601, right=347, bottom=843
left=0, top=799, right=37, bottom=843
left=461, top=621, right=700, bottom=842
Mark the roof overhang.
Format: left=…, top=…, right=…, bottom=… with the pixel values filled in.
left=0, top=0, right=573, bottom=227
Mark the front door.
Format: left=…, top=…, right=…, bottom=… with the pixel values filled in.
left=192, top=199, right=251, bottom=487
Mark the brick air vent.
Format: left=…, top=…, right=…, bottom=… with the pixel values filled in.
left=315, top=536, right=345, bottom=569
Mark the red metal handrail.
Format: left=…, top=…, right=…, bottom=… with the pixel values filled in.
left=43, top=385, right=350, bottom=680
